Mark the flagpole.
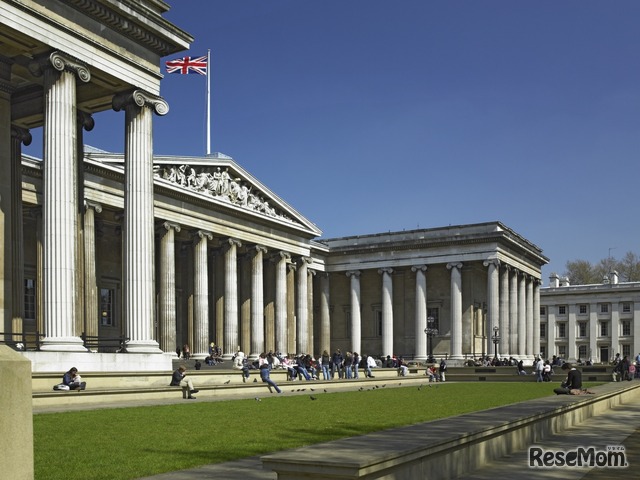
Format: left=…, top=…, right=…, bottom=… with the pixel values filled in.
left=206, top=49, right=211, bottom=155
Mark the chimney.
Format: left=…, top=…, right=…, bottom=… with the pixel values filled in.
left=549, top=273, right=560, bottom=288
left=610, top=271, right=619, bottom=285
left=560, top=276, right=571, bottom=287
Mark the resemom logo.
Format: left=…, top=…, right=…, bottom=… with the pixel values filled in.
left=529, top=446, right=628, bottom=469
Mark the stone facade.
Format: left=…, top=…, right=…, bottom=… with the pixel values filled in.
left=540, top=273, right=640, bottom=363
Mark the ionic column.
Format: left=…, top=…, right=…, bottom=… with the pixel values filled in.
left=379, top=268, right=394, bottom=357
left=250, top=245, right=267, bottom=359
left=158, top=222, right=180, bottom=354
left=0, top=63, right=13, bottom=341
left=193, top=230, right=212, bottom=358
left=447, top=263, right=463, bottom=359
left=274, top=252, right=290, bottom=354
left=83, top=201, right=102, bottom=340
left=307, top=269, right=315, bottom=354
left=222, top=238, right=241, bottom=358
left=319, top=273, right=331, bottom=354
left=412, top=265, right=428, bottom=361
left=484, top=259, right=500, bottom=356
left=296, top=257, right=312, bottom=354
left=499, top=265, right=510, bottom=356
left=518, top=272, right=526, bottom=356
left=509, top=269, right=519, bottom=355
left=10, top=127, right=31, bottom=340
left=31, top=52, right=90, bottom=351
left=346, top=270, right=362, bottom=355
left=113, top=89, right=168, bottom=353
left=526, top=275, right=534, bottom=358
left=533, top=279, right=541, bottom=358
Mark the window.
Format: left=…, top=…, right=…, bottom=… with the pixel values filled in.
left=558, top=305, right=566, bottom=315
left=375, top=310, right=382, bottom=337
left=540, top=323, right=546, bottom=339
left=540, top=306, right=546, bottom=316
left=600, top=303, right=609, bottom=314
left=623, top=344, right=631, bottom=357
left=345, top=310, right=351, bottom=339
left=558, top=345, right=566, bottom=358
left=100, top=288, right=115, bottom=327
left=558, top=323, right=566, bottom=338
left=540, top=346, right=546, bottom=360
left=622, top=303, right=631, bottom=313
left=578, top=322, right=587, bottom=338
left=578, top=345, right=588, bottom=360
left=579, top=304, right=587, bottom=314
left=600, top=321, right=609, bottom=337
left=622, top=321, right=631, bottom=337
left=24, top=278, right=36, bottom=320
left=427, top=307, right=440, bottom=331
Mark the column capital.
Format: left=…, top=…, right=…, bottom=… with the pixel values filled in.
left=112, top=89, right=169, bottom=116
left=298, top=256, right=313, bottom=267
left=346, top=270, right=361, bottom=278
left=84, top=200, right=102, bottom=214
left=29, top=51, right=91, bottom=83
left=447, top=262, right=463, bottom=270
left=196, top=230, right=214, bottom=242
left=10, top=126, right=32, bottom=146
left=378, top=267, right=393, bottom=275
left=483, top=259, right=500, bottom=268
left=253, top=244, right=268, bottom=254
left=411, top=265, right=427, bottom=273
left=271, top=251, right=290, bottom=263
left=225, top=237, right=241, bottom=248
left=77, top=111, right=95, bottom=132
left=157, top=221, right=180, bottom=233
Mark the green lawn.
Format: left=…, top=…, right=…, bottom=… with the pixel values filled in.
left=33, top=382, right=593, bottom=480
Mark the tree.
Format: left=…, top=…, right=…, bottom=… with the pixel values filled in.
left=563, top=259, right=599, bottom=285
left=563, top=251, right=640, bottom=285
left=617, top=251, right=640, bottom=282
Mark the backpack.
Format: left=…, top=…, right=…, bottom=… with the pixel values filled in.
left=53, top=384, right=70, bottom=391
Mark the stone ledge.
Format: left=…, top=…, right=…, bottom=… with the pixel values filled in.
left=261, top=382, right=640, bottom=479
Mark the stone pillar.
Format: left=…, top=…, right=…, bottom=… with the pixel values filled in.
left=250, top=245, right=267, bottom=359
left=526, top=276, right=534, bottom=358
left=222, top=238, right=241, bottom=358
left=533, top=280, right=541, bottom=358
left=286, top=263, right=296, bottom=355
left=33, top=208, right=44, bottom=339
left=484, top=259, right=500, bottom=356
left=447, top=263, right=463, bottom=359
left=274, top=252, right=289, bottom=354
left=412, top=265, right=428, bottom=361
left=113, top=89, right=168, bottom=353
left=509, top=269, right=519, bottom=355
left=378, top=268, right=394, bottom=357
left=319, top=273, right=331, bottom=355
left=193, top=230, right=212, bottom=358
left=0, top=61, right=13, bottom=342
left=307, top=269, right=315, bottom=354
left=346, top=270, right=361, bottom=355
left=296, top=257, right=312, bottom=354
left=158, top=222, right=180, bottom=355
left=499, top=265, right=510, bottom=357
left=10, top=127, right=31, bottom=341
left=83, top=201, right=102, bottom=340
left=518, top=272, right=526, bottom=356
left=31, top=52, right=90, bottom=351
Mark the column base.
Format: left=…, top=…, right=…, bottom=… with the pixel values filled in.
left=124, top=340, right=162, bottom=354
left=39, top=337, right=87, bottom=352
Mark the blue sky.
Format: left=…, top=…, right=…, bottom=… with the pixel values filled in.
left=25, top=1, right=640, bottom=281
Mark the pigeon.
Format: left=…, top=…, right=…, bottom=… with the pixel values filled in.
left=310, top=395, right=317, bottom=400
left=323, top=389, right=328, bottom=393
left=224, top=380, right=230, bottom=384
left=254, top=397, right=261, bottom=402
left=358, top=387, right=364, bottom=391
left=310, top=388, right=315, bottom=391
left=381, top=384, right=386, bottom=388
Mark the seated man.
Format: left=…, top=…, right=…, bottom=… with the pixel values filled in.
left=170, top=366, right=199, bottom=399
left=62, top=367, right=86, bottom=390
left=553, top=363, right=582, bottom=395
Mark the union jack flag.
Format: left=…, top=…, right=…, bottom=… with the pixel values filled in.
left=165, top=55, right=208, bottom=75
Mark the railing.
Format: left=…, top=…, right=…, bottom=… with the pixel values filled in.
left=0, top=331, right=44, bottom=350
left=80, top=333, right=129, bottom=353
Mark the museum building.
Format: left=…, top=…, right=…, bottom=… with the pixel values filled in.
left=1, top=1, right=549, bottom=372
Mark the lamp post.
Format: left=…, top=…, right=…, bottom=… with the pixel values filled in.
left=492, top=325, right=500, bottom=360
left=424, top=316, right=438, bottom=363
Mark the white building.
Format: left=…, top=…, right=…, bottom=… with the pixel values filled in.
left=540, top=273, right=640, bottom=364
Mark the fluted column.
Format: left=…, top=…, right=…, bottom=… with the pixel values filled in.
left=296, top=257, right=312, bottom=354
left=526, top=275, right=534, bottom=358
left=0, top=66, right=13, bottom=341
left=158, top=222, right=180, bottom=354
left=499, top=265, right=510, bottom=356
left=447, top=263, right=463, bottom=359
left=379, top=268, right=394, bottom=357
left=250, top=245, right=267, bottom=359
left=113, top=89, right=168, bottom=353
left=533, top=279, right=541, bottom=357
left=509, top=268, right=519, bottom=355
left=518, top=272, right=526, bottom=356
left=412, top=265, right=428, bottom=361
left=10, top=127, right=31, bottom=340
left=31, top=52, right=90, bottom=351
left=222, top=238, right=241, bottom=358
left=307, top=269, right=315, bottom=354
left=193, top=230, right=212, bottom=358
left=83, top=201, right=102, bottom=340
left=346, top=270, right=362, bottom=354
left=274, top=252, right=290, bottom=354
left=319, top=273, right=331, bottom=354
left=484, top=259, right=500, bottom=356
